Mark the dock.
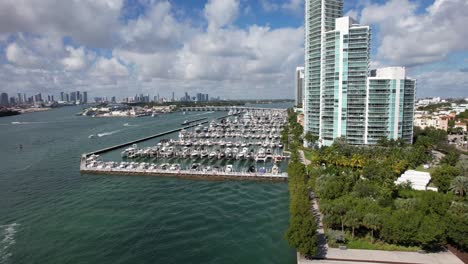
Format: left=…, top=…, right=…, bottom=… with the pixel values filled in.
left=87, top=122, right=207, bottom=156
left=87, top=113, right=239, bottom=156
left=181, top=117, right=207, bottom=125
left=80, top=165, right=288, bottom=182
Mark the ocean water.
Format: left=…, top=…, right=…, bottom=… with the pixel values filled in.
left=0, top=105, right=296, bottom=264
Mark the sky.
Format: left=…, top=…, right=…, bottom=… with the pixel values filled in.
left=0, top=0, right=467, bottom=100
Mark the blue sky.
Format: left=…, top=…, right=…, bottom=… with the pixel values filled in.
left=0, top=0, right=466, bottom=99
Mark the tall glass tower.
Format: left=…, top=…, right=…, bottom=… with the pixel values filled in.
left=304, top=0, right=343, bottom=138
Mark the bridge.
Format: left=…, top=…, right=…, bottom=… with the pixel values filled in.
left=180, top=106, right=287, bottom=112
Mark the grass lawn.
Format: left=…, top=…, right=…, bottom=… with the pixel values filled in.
left=345, top=238, right=420, bottom=252
left=413, top=164, right=434, bottom=174
left=303, top=149, right=314, bottom=162
left=326, top=230, right=420, bottom=252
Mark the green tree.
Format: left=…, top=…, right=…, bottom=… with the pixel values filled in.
left=446, top=202, right=468, bottom=251
left=344, top=210, right=361, bottom=239
left=431, top=165, right=461, bottom=193
left=363, top=213, right=381, bottom=243
left=449, top=176, right=468, bottom=197
left=417, top=214, right=446, bottom=249
left=304, top=131, right=319, bottom=146
left=440, top=151, right=460, bottom=166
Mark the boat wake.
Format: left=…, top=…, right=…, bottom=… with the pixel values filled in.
left=0, top=223, right=19, bottom=264
left=97, top=130, right=121, bottom=137
left=193, top=111, right=214, bottom=117
left=123, top=123, right=139, bottom=127
left=10, top=121, right=49, bottom=125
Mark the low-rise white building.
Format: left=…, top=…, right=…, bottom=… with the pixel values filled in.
left=395, top=170, right=437, bottom=191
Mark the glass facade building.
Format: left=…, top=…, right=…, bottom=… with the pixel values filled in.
left=304, top=0, right=343, bottom=136
left=304, top=0, right=415, bottom=146
left=366, top=68, right=416, bottom=144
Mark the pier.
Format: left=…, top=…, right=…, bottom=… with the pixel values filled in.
left=80, top=162, right=287, bottom=182
left=181, top=117, right=207, bottom=125
left=87, top=122, right=207, bottom=156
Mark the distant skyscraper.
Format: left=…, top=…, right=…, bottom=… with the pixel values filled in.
left=295, top=67, right=304, bottom=106
left=65, top=93, right=70, bottom=102
left=34, top=93, right=42, bottom=103
left=366, top=67, right=415, bottom=144
left=1, top=93, right=9, bottom=106
left=172, top=92, right=175, bottom=102
left=60, top=92, right=64, bottom=101
left=83, top=92, right=88, bottom=104
left=17, top=93, right=23, bottom=104
left=70, top=92, right=76, bottom=102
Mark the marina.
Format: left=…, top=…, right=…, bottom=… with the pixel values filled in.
left=80, top=108, right=290, bottom=181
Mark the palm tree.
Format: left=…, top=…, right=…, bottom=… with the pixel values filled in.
left=449, top=176, right=468, bottom=197
left=344, top=210, right=360, bottom=239
left=363, top=213, right=381, bottom=243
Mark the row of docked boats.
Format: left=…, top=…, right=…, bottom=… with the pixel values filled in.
left=121, top=145, right=286, bottom=163
left=84, top=155, right=281, bottom=174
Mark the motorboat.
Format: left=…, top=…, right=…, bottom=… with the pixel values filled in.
left=191, top=163, right=201, bottom=171
left=272, top=164, right=280, bottom=174
left=225, top=164, right=234, bottom=173
left=169, top=163, right=181, bottom=170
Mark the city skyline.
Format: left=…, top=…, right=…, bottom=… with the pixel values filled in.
left=0, top=0, right=466, bottom=99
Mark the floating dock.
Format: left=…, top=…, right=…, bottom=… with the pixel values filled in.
left=181, top=117, right=207, bottom=125
left=80, top=167, right=287, bottom=181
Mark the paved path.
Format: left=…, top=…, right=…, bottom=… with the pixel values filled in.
left=296, top=149, right=464, bottom=264
left=298, top=248, right=464, bottom=264
left=298, top=149, right=311, bottom=165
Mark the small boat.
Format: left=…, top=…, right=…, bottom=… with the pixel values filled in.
left=272, top=164, right=280, bottom=174
left=191, top=163, right=201, bottom=170
left=88, top=134, right=95, bottom=139
left=191, top=150, right=199, bottom=158
left=225, top=164, right=234, bottom=172
left=169, top=164, right=180, bottom=170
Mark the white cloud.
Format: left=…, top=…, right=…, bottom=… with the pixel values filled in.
left=361, top=0, right=468, bottom=66
left=204, top=0, right=240, bottom=31
left=120, top=1, right=194, bottom=53
left=0, top=0, right=123, bottom=47
left=92, top=57, right=129, bottom=79
left=5, top=42, right=40, bottom=68
left=61, top=46, right=87, bottom=71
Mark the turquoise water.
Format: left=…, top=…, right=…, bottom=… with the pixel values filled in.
left=0, top=105, right=296, bottom=264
